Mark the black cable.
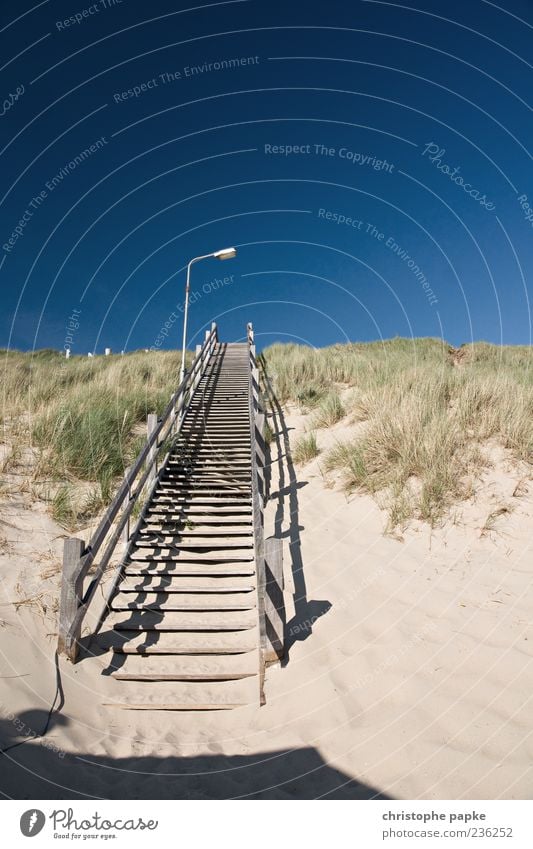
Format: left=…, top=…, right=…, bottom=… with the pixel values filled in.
left=0, top=649, right=64, bottom=755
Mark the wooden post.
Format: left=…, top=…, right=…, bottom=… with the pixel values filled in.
left=193, top=344, right=202, bottom=392
left=147, top=413, right=158, bottom=488
left=121, top=465, right=131, bottom=555
left=57, top=537, right=85, bottom=662
left=255, top=411, right=265, bottom=505
left=263, top=536, right=285, bottom=665
left=251, top=366, right=259, bottom=412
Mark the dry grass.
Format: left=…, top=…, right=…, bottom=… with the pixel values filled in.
left=264, top=339, right=532, bottom=526
left=292, top=432, right=320, bottom=465
left=2, top=342, right=531, bottom=531
left=311, top=392, right=345, bottom=428
left=1, top=348, right=190, bottom=525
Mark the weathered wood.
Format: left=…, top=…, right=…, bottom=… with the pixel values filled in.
left=57, top=326, right=218, bottom=661
left=147, top=413, right=158, bottom=488
left=121, top=465, right=131, bottom=556
left=111, top=673, right=255, bottom=682
left=102, top=703, right=243, bottom=711
left=57, top=537, right=85, bottom=661
left=247, top=324, right=267, bottom=705
left=262, top=536, right=285, bottom=665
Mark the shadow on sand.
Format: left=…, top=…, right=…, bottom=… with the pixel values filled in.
left=0, top=709, right=390, bottom=800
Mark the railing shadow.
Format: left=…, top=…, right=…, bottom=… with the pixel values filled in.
left=259, top=358, right=332, bottom=664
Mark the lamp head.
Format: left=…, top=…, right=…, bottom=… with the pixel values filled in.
left=214, top=247, right=237, bottom=260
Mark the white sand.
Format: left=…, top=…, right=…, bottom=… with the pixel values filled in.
left=0, top=407, right=531, bottom=799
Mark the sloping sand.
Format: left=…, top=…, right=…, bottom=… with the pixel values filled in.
left=0, top=405, right=531, bottom=799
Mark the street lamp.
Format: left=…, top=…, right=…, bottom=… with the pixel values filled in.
left=179, top=247, right=237, bottom=384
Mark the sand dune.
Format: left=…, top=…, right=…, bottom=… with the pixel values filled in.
left=0, top=402, right=531, bottom=799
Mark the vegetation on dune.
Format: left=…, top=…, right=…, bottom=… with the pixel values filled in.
left=311, top=391, right=345, bottom=428
left=1, top=349, right=188, bottom=526
left=1, top=339, right=531, bottom=531
left=292, top=432, right=320, bottom=465
left=263, top=339, right=532, bottom=527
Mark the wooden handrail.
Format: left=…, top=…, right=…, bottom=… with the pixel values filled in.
left=57, top=323, right=218, bottom=661
left=247, top=323, right=269, bottom=704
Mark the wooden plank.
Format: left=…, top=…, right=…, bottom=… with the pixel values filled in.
left=120, top=576, right=255, bottom=591
left=147, top=413, right=158, bottom=488
left=97, top=628, right=257, bottom=653
left=57, top=537, right=85, bottom=661
left=102, top=703, right=244, bottom=711
left=141, top=524, right=252, bottom=535
left=111, top=592, right=256, bottom=611
left=129, top=550, right=254, bottom=562
left=111, top=673, right=255, bottom=681
left=113, top=611, right=257, bottom=631
left=123, top=565, right=255, bottom=577
left=135, top=535, right=254, bottom=545
left=247, top=331, right=266, bottom=706
left=262, top=536, right=285, bottom=665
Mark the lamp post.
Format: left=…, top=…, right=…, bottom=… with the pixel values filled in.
left=179, top=247, right=237, bottom=384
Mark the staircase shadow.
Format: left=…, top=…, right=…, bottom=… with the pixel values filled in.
left=0, top=709, right=391, bottom=800
left=260, top=358, right=331, bottom=664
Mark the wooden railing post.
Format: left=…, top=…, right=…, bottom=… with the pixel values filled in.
left=147, top=413, right=158, bottom=488
left=262, top=536, right=285, bottom=665
left=193, top=344, right=202, bottom=392
left=121, top=465, right=131, bottom=555
left=58, top=537, right=85, bottom=662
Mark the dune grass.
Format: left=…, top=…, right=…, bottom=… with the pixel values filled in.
left=292, top=432, right=320, bottom=465
left=2, top=340, right=531, bottom=531
left=1, top=349, right=188, bottom=521
left=312, top=391, right=345, bottom=428
left=263, top=339, right=532, bottom=526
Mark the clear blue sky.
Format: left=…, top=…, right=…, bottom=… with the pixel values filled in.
left=1, top=0, right=532, bottom=353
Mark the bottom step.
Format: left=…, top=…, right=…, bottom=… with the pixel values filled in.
left=102, top=703, right=244, bottom=711
left=111, top=672, right=254, bottom=682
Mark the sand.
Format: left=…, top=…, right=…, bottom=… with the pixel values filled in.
left=0, top=405, right=531, bottom=800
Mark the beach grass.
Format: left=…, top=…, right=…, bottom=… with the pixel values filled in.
left=2, top=340, right=531, bottom=529
left=292, top=432, right=320, bottom=464
left=263, top=339, right=532, bottom=525
left=1, top=349, right=187, bottom=514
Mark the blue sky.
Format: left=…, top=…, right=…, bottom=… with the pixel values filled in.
left=1, top=0, right=532, bottom=353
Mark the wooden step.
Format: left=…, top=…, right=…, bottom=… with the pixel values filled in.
left=119, top=575, right=255, bottom=592
left=123, top=563, right=255, bottom=576
left=138, top=522, right=253, bottom=546
left=102, top=677, right=258, bottom=709
left=144, top=512, right=252, bottom=522
left=146, top=505, right=252, bottom=515
left=129, top=549, right=254, bottom=562
left=154, top=486, right=250, bottom=496
left=163, top=472, right=251, bottom=480
left=97, top=628, right=257, bottom=654
left=141, top=524, right=252, bottom=535
left=135, top=537, right=253, bottom=549
left=167, top=460, right=251, bottom=467
left=170, top=453, right=251, bottom=460
left=102, top=703, right=244, bottom=711
left=111, top=591, right=256, bottom=611
left=154, top=490, right=250, bottom=499
left=149, top=500, right=252, bottom=510
left=112, top=610, right=257, bottom=631
left=110, top=652, right=258, bottom=680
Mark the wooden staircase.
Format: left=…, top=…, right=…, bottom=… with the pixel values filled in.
left=97, top=342, right=262, bottom=710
